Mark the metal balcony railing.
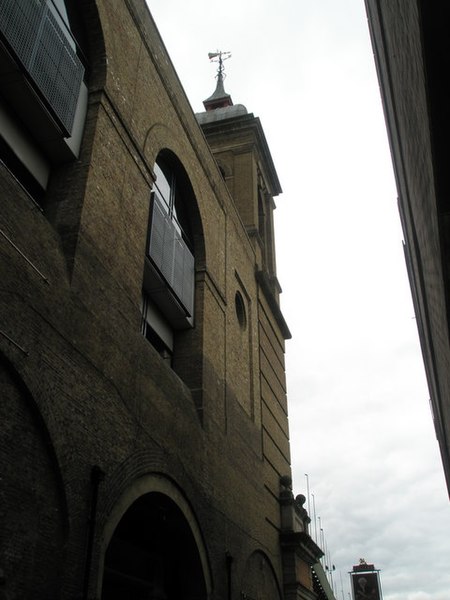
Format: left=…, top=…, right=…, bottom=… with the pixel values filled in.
left=0, top=0, right=85, bottom=135
left=148, top=191, right=195, bottom=318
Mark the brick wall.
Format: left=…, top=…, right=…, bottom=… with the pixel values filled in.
left=0, top=1, right=292, bottom=598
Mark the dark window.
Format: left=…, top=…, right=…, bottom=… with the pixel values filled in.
left=140, top=292, right=174, bottom=363
left=235, top=291, right=247, bottom=330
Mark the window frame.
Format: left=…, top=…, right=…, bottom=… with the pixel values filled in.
left=141, top=154, right=196, bottom=360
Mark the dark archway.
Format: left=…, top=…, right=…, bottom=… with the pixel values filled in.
left=101, top=492, right=208, bottom=600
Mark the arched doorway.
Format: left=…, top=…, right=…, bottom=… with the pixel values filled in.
left=101, top=491, right=208, bottom=600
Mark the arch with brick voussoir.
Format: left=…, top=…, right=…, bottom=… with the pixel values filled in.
left=96, top=472, right=213, bottom=600
left=142, top=125, right=207, bottom=268
left=141, top=131, right=208, bottom=404
left=142, top=123, right=229, bottom=311
left=240, top=548, right=283, bottom=600
left=149, top=144, right=206, bottom=270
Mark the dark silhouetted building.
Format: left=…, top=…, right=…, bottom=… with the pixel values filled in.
left=365, top=1, right=450, bottom=497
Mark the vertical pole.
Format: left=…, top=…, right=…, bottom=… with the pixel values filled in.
left=330, top=567, right=335, bottom=593
left=348, top=573, right=354, bottom=600
left=377, top=570, right=383, bottom=600
left=317, top=515, right=321, bottom=552
left=317, top=515, right=322, bottom=559
left=218, top=51, right=224, bottom=78
left=305, top=473, right=311, bottom=519
left=312, top=493, right=318, bottom=543
left=340, top=570, right=345, bottom=600
left=320, top=527, right=325, bottom=566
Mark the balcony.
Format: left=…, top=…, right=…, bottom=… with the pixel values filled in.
left=144, top=191, right=195, bottom=329
left=0, top=0, right=87, bottom=162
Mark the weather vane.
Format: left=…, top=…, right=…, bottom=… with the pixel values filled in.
left=208, top=50, right=231, bottom=80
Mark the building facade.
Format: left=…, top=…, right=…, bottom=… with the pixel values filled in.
left=364, top=1, right=450, bottom=497
left=0, top=1, right=326, bottom=598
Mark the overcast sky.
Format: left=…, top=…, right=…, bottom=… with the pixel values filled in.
left=147, top=1, right=450, bottom=598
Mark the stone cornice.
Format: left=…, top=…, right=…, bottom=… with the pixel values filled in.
left=280, top=531, right=324, bottom=566
left=256, top=270, right=291, bottom=339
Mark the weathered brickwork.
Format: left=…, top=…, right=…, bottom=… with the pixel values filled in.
left=0, top=1, right=303, bottom=599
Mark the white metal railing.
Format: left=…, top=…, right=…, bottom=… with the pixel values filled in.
left=148, top=192, right=195, bottom=317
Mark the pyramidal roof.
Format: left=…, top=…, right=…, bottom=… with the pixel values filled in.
left=202, top=51, right=234, bottom=111
left=197, top=51, right=248, bottom=124
left=203, top=68, right=233, bottom=111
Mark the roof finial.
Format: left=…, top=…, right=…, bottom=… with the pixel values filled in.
left=203, top=50, right=233, bottom=111
left=208, top=50, right=231, bottom=79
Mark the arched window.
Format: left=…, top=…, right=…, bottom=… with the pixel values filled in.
left=0, top=0, right=88, bottom=202
left=141, top=154, right=196, bottom=363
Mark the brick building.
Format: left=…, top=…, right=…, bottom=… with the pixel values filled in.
left=0, top=1, right=330, bottom=598
left=365, top=1, right=450, bottom=497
